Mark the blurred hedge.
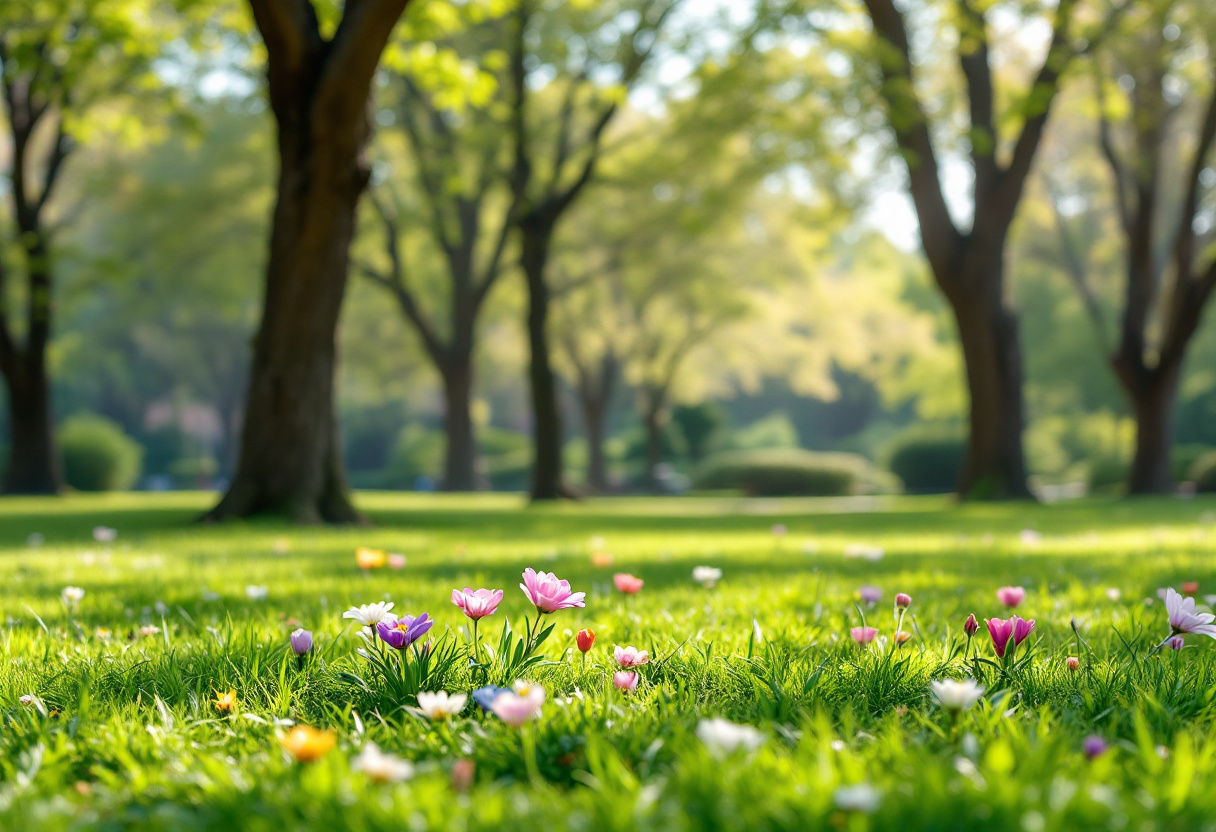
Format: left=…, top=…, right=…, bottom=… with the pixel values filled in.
left=884, top=427, right=965, bottom=493
left=692, top=448, right=870, bottom=496
left=59, top=414, right=143, bottom=492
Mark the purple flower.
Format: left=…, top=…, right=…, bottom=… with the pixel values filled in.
left=859, top=585, right=882, bottom=604
left=376, top=613, right=433, bottom=650
left=1082, top=735, right=1108, bottom=760
left=290, top=628, right=313, bottom=655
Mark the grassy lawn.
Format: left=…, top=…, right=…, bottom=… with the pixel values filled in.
left=3, top=492, right=1216, bottom=830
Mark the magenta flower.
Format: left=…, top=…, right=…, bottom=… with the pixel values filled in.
left=996, top=586, right=1025, bottom=608
left=859, top=585, right=882, bottom=604
left=519, top=568, right=586, bottom=614
left=850, top=626, right=878, bottom=644
left=1082, top=735, right=1107, bottom=760
left=1012, top=616, right=1035, bottom=646
left=895, top=593, right=912, bottom=609
left=613, top=671, right=639, bottom=692
left=451, top=588, right=503, bottom=621
left=376, top=613, right=433, bottom=650
left=614, top=645, right=649, bottom=667
left=964, top=613, right=979, bottom=636
left=1164, top=588, right=1216, bottom=638
left=1167, top=635, right=1185, bottom=650
left=613, top=573, right=645, bottom=594
left=985, top=617, right=1016, bottom=658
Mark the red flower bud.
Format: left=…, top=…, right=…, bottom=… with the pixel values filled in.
left=576, top=628, right=595, bottom=653
left=1066, top=656, right=1079, bottom=671
left=895, top=593, right=912, bottom=609
left=964, top=613, right=979, bottom=636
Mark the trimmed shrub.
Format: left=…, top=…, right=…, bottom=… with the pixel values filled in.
left=884, top=427, right=965, bottom=493
left=59, top=414, right=143, bottom=492
left=692, top=449, right=867, bottom=496
left=1189, top=451, right=1216, bottom=493
left=1173, top=444, right=1211, bottom=484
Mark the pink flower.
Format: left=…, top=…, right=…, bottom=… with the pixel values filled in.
left=1012, top=616, right=1035, bottom=646
left=996, top=586, right=1025, bottom=608
left=1167, top=635, right=1185, bottom=650
left=1165, top=588, right=1216, bottom=638
left=895, top=593, right=912, bottom=609
left=614, top=645, right=649, bottom=667
left=451, top=588, right=503, bottom=621
left=519, top=568, right=586, bottom=614
left=1066, top=656, right=1079, bottom=671
left=850, top=626, right=878, bottom=644
left=613, top=671, right=639, bottom=692
left=859, top=585, right=882, bottom=604
left=388, top=553, right=407, bottom=570
left=490, top=681, right=545, bottom=726
left=986, top=617, right=1016, bottom=658
left=614, top=573, right=644, bottom=594
left=964, top=613, right=979, bottom=636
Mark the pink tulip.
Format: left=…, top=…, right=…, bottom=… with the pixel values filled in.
left=613, top=671, right=639, bottom=692
left=850, top=626, right=878, bottom=644
left=996, top=586, right=1025, bottom=608
left=1012, top=616, right=1035, bottom=646
left=614, top=645, right=649, bottom=667
left=614, top=573, right=644, bottom=594
left=451, top=588, right=503, bottom=621
left=964, top=613, right=979, bottom=636
left=519, top=568, right=586, bottom=614
left=986, top=617, right=1016, bottom=658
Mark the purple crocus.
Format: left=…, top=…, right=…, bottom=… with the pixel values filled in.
left=376, top=613, right=433, bottom=650
left=1082, top=735, right=1108, bottom=760
left=290, top=628, right=313, bottom=655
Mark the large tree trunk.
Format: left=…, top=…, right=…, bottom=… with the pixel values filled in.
left=1117, top=359, right=1181, bottom=495
left=440, top=356, right=478, bottom=491
left=949, top=263, right=1033, bottom=500
left=520, top=220, right=567, bottom=501
left=643, top=405, right=663, bottom=492
left=583, top=397, right=608, bottom=493
left=3, top=354, right=60, bottom=495
left=207, top=88, right=368, bottom=523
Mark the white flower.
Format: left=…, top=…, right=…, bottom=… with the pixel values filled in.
left=245, top=585, right=268, bottom=601
left=415, top=691, right=468, bottom=720
left=154, top=600, right=168, bottom=617
left=833, top=783, right=881, bottom=813
left=352, top=742, right=414, bottom=783
left=692, top=566, right=723, bottom=588
left=843, top=544, right=884, bottom=561
left=92, top=526, right=117, bottom=543
left=1105, top=588, right=1121, bottom=602
left=752, top=619, right=763, bottom=643
left=139, top=625, right=161, bottom=637
left=1204, top=595, right=1216, bottom=607
left=18, top=694, right=40, bottom=706
left=61, top=586, right=85, bottom=607
left=1019, top=529, right=1042, bottom=545
left=1165, top=588, right=1216, bottom=638
left=696, top=718, right=765, bottom=756
left=202, top=590, right=220, bottom=602
left=342, top=602, right=395, bottom=628
left=930, top=678, right=985, bottom=712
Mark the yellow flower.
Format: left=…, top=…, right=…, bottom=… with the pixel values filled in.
left=213, top=690, right=237, bottom=712
left=356, top=547, right=387, bottom=570
left=279, top=726, right=336, bottom=762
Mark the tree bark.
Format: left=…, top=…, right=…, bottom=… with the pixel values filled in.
left=643, top=405, right=664, bottom=492
left=208, top=0, right=413, bottom=523
left=2, top=353, right=60, bottom=494
left=520, top=219, right=568, bottom=501
left=583, top=396, right=608, bottom=493
left=950, top=269, right=1032, bottom=499
left=440, top=356, right=478, bottom=491
left=1116, top=360, right=1181, bottom=495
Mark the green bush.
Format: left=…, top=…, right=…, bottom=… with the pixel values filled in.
left=884, top=426, right=965, bottom=493
left=481, top=427, right=532, bottom=491
left=168, top=456, right=219, bottom=489
left=722, top=413, right=800, bottom=452
left=1189, top=451, right=1216, bottom=493
left=59, top=414, right=143, bottom=492
left=382, top=424, right=445, bottom=488
left=692, top=449, right=868, bottom=496
left=1173, top=444, right=1211, bottom=483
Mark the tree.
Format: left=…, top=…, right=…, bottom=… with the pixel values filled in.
left=0, top=0, right=159, bottom=494
left=507, top=0, right=683, bottom=500
left=1049, top=1, right=1216, bottom=493
left=856, top=0, right=1112, bottom=498
left=208, top=0, right=416, bottom=522
left=359, top=8, right=513, bottom=491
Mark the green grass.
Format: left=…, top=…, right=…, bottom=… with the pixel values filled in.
left=4, top=492, right=1216, bottom=831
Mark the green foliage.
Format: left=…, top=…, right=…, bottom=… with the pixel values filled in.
left=671, top=403, right=724, bottom=462
left=693, top=448, right=868, bottom=496
left=385, top=425, right=445, bottom=488
left=883, top=425, right=965, bottom=493
left=58, top=413, right=142, bottom=491
left=1174, top=444, right=1212, bottom=484
left=1188, top=451, right=1216, bottom=493
left=722, top=412, right=800, bottom=452
left=480, top=428, right=532, bottom=492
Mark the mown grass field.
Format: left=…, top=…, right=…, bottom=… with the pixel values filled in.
left=3, top=492, right=1216, bottom=831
